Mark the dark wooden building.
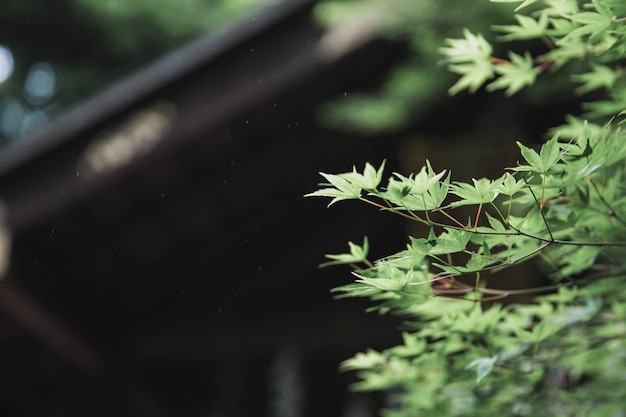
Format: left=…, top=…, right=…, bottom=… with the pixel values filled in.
left=0, top=1, right=409, bottom=416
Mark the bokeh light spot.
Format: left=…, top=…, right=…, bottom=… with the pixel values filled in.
left=0, top=45, right=14, bottom=84
left=24, top=62, right=56, bottom=105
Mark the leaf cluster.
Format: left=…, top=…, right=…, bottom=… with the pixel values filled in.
left=309, top=132, right=626, bottom=415
left=308, top=1, right=626, bottom=415
left=440, top=0, right=626, bottom=108
left=313, top=0, right=512, bottom=134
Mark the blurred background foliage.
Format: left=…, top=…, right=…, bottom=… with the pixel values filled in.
left=313, top=0, right=513, bottom=135
left=0, top=0, right=582, bottom=147
left=0, top=0, right=280, bottom=146
left=313, top=0, right=580, bottom=136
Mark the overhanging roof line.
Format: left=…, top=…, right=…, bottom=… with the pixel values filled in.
left=0, top=0, right=316, bottom=179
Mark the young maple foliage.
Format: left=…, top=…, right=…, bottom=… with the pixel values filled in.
left=308, top=0, right=626, bottom=415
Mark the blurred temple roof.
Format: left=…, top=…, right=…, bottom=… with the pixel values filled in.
left=0, top=1, right=409, bottom=416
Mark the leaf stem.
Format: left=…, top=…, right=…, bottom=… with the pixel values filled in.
left=588, top=175, right=626, bottom=227
left=474, top=201, right=483, bottom=230
left=522, top=175, right=554, bottom=241
left=437, top=208, right=467, bottom=229
left=490, top=56, right=510, bottom=65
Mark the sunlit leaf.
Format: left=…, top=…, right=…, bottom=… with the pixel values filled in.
left=320, top=237, right=369, bottom=267
left=465, top=356, right=497, bottom=383
left=342, top=161, right=387, bottom=190
left=354, top=267, right=412, bottom=291
left=439, top=29, right=493, bottom=63
left=440, top=29, right=495, bottom=95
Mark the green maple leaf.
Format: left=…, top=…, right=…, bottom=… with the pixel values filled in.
left=342, top=160, right=387, bottom=190
left=381, top=161, right=449, bottom=210
left=493, top=13, right=548, bottom=41
left=495, top=173, right=526, bottom=196
left=487, top=52, right=537, bottom=96
left=489, top=0, right=539, bottom=12
left=571, top=64, right=617, bottom=94
left=306, top=161, right=386, bottom=205
left=512, top=136, right=561, bottom=173
left=439, top=29, right=493, bottom=63
left=320, top=237, right=369, bottom=267
left=440, top=29, right=495, bottom=95
left=544, top=35, right=587, bottom=68
left=565, top=11, right=614, bottom=41
left=447, top=60, right=495, bottom=95
left=340, top=349, right=385, bottom=371
left=583, top=88, right=626, bottom=119
left=449, top=178, right=500, bottom=207
left=541, top=0, right=579, bottom=16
